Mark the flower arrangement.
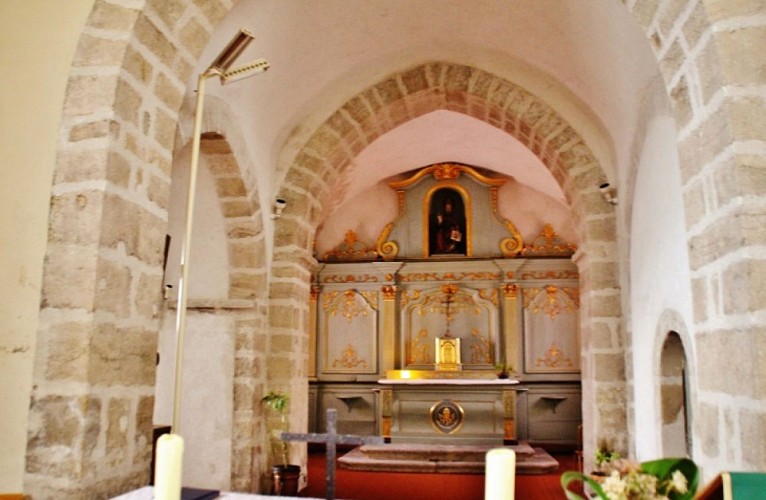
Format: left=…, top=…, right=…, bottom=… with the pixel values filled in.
left=561, top=451, right=699, bottom=500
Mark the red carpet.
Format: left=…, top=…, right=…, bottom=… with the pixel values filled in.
left=301, top=447, right=580, bottom=499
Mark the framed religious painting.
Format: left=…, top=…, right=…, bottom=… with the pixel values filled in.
left=427, top=187, right=468, bottom=257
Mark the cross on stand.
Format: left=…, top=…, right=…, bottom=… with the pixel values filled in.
left=281, top=408, right=384, bottom=500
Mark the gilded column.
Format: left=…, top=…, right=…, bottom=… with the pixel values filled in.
left=309, top=285, right=319, bottom=379
left=380, top=387, right=393, bottom=442
left=503, top=388, right=517, bottom=444
left=502, top=283, right=520, bottom=373
left=381, top=284, right=397, bottom=373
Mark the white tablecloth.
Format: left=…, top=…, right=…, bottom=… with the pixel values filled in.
left=378, top=378, right=519, bottom=385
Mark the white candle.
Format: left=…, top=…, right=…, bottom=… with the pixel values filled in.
left=485, top=448, right=516, bottom=500
left=155, top=433, right=184, bottom=500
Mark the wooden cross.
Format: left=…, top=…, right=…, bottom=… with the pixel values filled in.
left=281, top=408, right=384, bottom=500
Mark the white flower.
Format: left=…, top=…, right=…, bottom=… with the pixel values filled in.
left=601, top=470, right=628, bottom=500
left=669, top=469, right=688, bottom=493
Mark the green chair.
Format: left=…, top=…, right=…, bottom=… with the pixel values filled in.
left=697, top=471, right=766, bottom=499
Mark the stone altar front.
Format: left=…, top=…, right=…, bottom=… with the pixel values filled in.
left=377, top=376, right=519, bottom=446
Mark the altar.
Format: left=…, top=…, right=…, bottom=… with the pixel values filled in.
left=377, top=372, right=519, bottom=446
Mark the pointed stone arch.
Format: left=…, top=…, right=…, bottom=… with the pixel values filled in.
left=272, top=61, right=626, bottom=457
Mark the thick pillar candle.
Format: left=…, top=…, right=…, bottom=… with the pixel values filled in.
left=155, top=433, right=184, bottom=500
left=485, top=448, right=515, bottom=500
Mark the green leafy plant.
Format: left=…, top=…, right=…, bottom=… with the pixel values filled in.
left=494, top=362, right=514, bottom=379
left=261, top=391, right=290, bottom=465
left=595, top=438, right=620, bottom=468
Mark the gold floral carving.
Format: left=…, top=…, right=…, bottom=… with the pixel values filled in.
left=470, top=328, right=492, bottom=364
left=388, top=162, right=507, bottom=190
left=478, top=288, right=499, bottom=306
left=320, top=274, right=379, bottom=284
left=361, top=290, right=379, bottom=309
left=398, top=271, right=499, bottom=282
left=501, top=283, right=518, bottom=298
left=504, top=420, right=516, bottom=440
left=332, top=343, right=369, bottom=369
left=503, top=391, right=517, bottom=439
left=381, top=285, right=397, bottom=300
left=520, top=269, right=579, bottom=280
left=535, top=341, right=574, bottom=369
left=376, top=222, right=399, bottom=261
left=321, top=229, right=378, bottom=262
left=523, top=285, right=579, bottom=319
left=503, top=392, right=515, bottom=418
left=323, top=289, right=377, bottom=321
left=522, top=223, right=577, bottom=256
left=433, top=164, right=462, bottom=180
left=441, top=283, right=458, bottom=295
left=408, top=328, right=432, bottom=364
left=399, top=289, right=421, bottom=308
left=381, top=417, right=392, bottom=437
left=381, top=389, right=393, bottom=416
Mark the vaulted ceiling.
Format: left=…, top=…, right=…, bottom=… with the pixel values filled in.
left=192, top=0, right=664, bottom=224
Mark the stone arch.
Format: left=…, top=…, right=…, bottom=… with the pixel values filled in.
left=163, top=131, right=268, bottom=491
left=654, top=309, right=695, bottom=458
left=272, top=61, right=625, bottom=457
left=196, top=132, right=264, bottom=301
left=26, top=1, right=252, bottom=497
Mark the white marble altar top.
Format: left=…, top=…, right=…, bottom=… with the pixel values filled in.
left=378, top=378, right=519, bottom=385
left=111, top=486, right=317, bottom=500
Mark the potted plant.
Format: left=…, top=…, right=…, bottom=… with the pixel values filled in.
left=494, top=362, right=514, bottom=379
left=261, top=391, right=300, bottom=496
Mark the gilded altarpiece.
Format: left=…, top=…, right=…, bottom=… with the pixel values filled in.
left=310, top=163, right=582, bottom=446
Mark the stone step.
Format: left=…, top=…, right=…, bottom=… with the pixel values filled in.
left=355, top=442, right=537, bottom=461
left=338, top=442, right=559, bottom=475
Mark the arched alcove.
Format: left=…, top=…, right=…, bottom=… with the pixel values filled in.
left=659, top=330, right=691, bottom=458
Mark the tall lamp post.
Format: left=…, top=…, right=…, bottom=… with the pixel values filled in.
left=156, top=29, right=269, bottom=500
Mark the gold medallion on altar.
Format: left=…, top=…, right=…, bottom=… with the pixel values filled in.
left=429, top=399, right=464, bottom=434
